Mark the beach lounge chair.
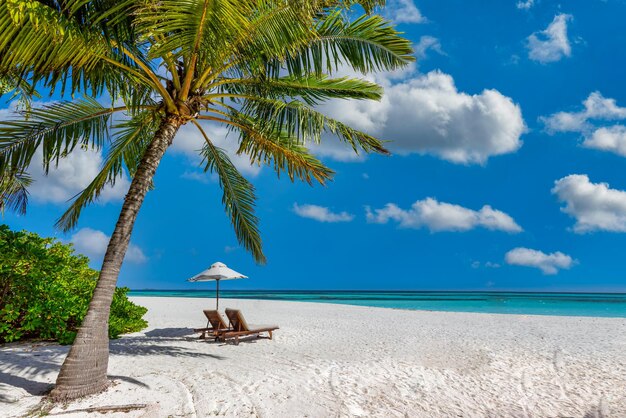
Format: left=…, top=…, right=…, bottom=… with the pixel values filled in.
left=194, top=309, right=230, bottom=339
left=220, top=308, right=279, bottom=345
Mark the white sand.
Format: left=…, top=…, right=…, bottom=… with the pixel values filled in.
left=1, top=297, right=626, bottom=417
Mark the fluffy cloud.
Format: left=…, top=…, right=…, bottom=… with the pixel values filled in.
left=527, top=14, right=573, bottom=63
left=505, top=247, right=575, bottom=275
left=386, top=0, right=425, bottom=24
left=542, top=92, right=626, bottom=134
left=366, top=197, right=522, bottom=232
left=584, top=126, right=626, bottom=157
left=516, top=0, right=534, bottom=10
left=170, top=121, right=261, bottom=177
left=28, top=148, right=130, bottom=204
left=317, top=70, right=525, bottom=165
left=541, top=92, right=626, bottom=158
left=414, top=36, right=444, bottom=61
left=552, top=174, right=626, bottom=233
left=70, top=228, right=147, bottom=264
left=293, top=203, right=354, bottom=223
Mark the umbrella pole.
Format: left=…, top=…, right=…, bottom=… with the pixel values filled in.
left=216, top=279, right=220, bottom=310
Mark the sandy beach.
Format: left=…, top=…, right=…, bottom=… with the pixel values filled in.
left=1, top=297, right=626, bottom=417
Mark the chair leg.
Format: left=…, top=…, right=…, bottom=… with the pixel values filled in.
left=268, top=331, right=273, bottom=340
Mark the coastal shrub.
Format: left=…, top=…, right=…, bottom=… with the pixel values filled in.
left=0, top=225, right=147, bottom=344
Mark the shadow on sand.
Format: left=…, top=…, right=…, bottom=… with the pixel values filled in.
left=0, top=328, right=225, bottom=400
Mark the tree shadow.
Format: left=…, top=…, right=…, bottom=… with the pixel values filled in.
left=143, top=327, right=196, bottom=338
left=0, top=372, right=54, bottom=397
left=0, top=330, right=225, bottom=400
left=108, top=375, right=150, bottom=389
left=108, top=329, right=226, bottom=359
left=108, top=338, right=225, bottom=359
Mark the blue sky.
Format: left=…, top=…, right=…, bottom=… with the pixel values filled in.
left=4, top=0, right=626, bottom=292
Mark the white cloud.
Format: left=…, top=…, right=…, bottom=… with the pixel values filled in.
left=366, top=197, right=522, bottom=233
left=293, top=203, right=354, bottom=223
left=541, top=93, right=626, bottom=158
left=542, top=109, right=589, bottom=134
left=472, top=261, right=501, bottom=269
left=70, top=228, right=147, bottom=264
left=527, top=14, right=573, bottom=63
left=171, top=121, right=261, bottom=177
left=584, top=125, right=626, bottom=156
left=414, top=36, right=445, bottom=61
left=552, top=174, right=626, bottom=233
left=505, top=247, right=575, bottom=275
left=180, top=170, right=213, bottom=184
left=386, top=0, right=426, bottom=24
left=317, top=70, right=525, bottom=165
left=516, top=0, right=534, bottom=10
left=28, top=148, right=130, bottom=204
left=580, top=92, right=626, bottom=120
left=224, top=245, right=238, bottom=253
left=541, top=92, right=626, bottom=134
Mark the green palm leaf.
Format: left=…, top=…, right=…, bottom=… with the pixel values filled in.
left=0, top=97, right=122, bottom=174
left=56, top=110, right=161, bottom=231
left=233, top=97, right=389, bottom=154
left=213, top=75, right=382, bottom=105
left=193, top=121, right=265, bottom=264
left=279, top=9, right=414, bottom=77
left=216, top=110, right=335, bottom=185
left=0, top=169, right=31, bottom=214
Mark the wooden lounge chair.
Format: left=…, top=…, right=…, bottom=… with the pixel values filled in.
left=194, top=309, right=231, bottom=339
left=220, top=308, right=279, bottom=345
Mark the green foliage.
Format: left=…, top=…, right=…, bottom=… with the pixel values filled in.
left=109, top=287, right=148, bottom=339
left=0, top=225, right=147, bottom=344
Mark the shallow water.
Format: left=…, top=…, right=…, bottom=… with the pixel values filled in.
left=129, top=290, right=626, bottom=318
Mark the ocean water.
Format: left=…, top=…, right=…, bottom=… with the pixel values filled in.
left=128, top=290, right=626, bottom=318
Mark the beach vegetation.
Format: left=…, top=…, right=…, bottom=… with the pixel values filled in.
left=0, top=225, right=148, bottom=345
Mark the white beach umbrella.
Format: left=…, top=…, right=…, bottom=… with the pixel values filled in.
left=187, top=262, right=247, bottom=309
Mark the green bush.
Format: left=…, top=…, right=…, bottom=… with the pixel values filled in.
left=0, top=225, right=147, bottom=344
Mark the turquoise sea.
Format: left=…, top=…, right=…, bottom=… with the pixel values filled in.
left=129, top=290, right=626, bottom=318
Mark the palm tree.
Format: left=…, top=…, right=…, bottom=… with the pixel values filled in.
left=0, top=0, right=413, bottom=400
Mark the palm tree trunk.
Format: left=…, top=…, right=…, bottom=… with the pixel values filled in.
left=50, top=118, right=181, bottom=400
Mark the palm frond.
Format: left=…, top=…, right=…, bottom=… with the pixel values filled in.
left=0, top=0, right=171, bottom=105
left=1, top=1, right=109, bottom=90
left=192, top=120, right=265, bottom=264
left=231, top=97, right=389, bottom=155
left=0, top=97, right=125, bottom=174
left=0, top=71, right=39, bottom=110
left=211, top=75, right=382, bottom=105
left=279, top=9, right=414, bottom=77
left=136, top=0, right=248, bottom=60
left=206, top=109, right=335, bottom=185
left=0, top=169, right=30, bottom=214
left=56, top=110, right=161, bottom=231
left=238, top=127, right=334, bottom=185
